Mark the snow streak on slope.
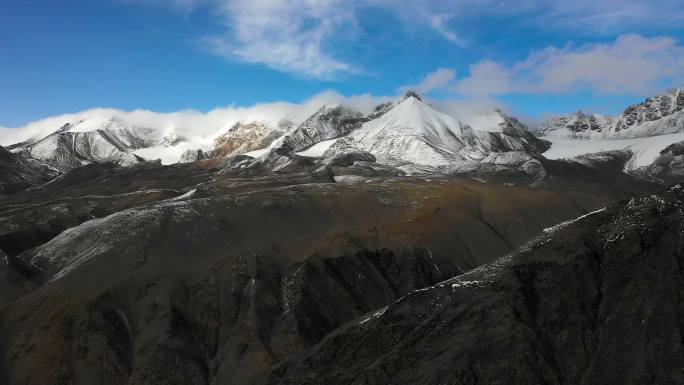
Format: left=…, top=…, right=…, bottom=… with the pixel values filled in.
left=294, top=139, right=338, bottom=157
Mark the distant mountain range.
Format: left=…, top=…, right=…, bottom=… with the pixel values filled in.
left=2, top=87, right=684, bottom=194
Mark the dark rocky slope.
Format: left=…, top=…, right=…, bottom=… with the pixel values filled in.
left=0, top=155, right=663, bottom=385
left=0, top=145, right=57, bottom=196
left=270, top=186, right=684, bottom=385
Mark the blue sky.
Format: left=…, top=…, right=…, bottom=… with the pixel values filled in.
left=2, top=0, right=684, bottom=127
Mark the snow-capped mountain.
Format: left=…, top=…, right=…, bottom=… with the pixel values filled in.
left=539, top=87, right=684, bottom=174
left=343, top=93, right=475, bottom=167
left=10, top=116, right=197, bottom=172
left=539, top=87, right=684, bottom=140
left=7, top=87, right=684, bottom=187
left=242, top=92, right=549, bottom=176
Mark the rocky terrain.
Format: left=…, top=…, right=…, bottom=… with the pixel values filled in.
left=537, top=87, right=684, bottom=139
left=271, top=185, right=684, bottom=385
left=0, top=146, right=660, bottom=385
left=1, top=88, right=684, bottom=384
left=0, top=145, right=58, bottom=196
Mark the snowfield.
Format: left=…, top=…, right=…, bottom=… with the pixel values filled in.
left=543, top=132, right=684, bottom=170
left=294, top=138, right=338, bottom=157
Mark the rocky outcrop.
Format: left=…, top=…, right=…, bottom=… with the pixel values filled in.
left=539, top=87, right=684, bottom=139
left=270, top=187, right=684, bottom=385
left=213, top=120, right=292, bottom=157
left=179, top=148, right=209, bottom=163
left=277, top=106, right=366, bottom=154
left=0, top=145, right=58, bottom=195
left=643, top=140, right=684, bottom=183
left=614, top=87, right=684, bottom=132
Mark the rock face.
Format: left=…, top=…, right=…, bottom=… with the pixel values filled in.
left=213, top=120, right=293, bottom=157
left=538, top=87, right=684, bottom=139
left=245, top=93, right=552, bottom=178
left=276, top=106, right=366, bottom=154
left=643, top=140, right=684, bottom=183
left=13, top=119, right=158, bottom=172
left=179, top=148, right=209, bottom=163
left=0, top=145, right=58, bottom=195
left=270, top=187, right=684, bottom=385
left=537, top=111, right=614, bottom=138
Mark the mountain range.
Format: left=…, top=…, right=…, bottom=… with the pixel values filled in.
left=1, top=87, right=684, bottom=385
left=3, top=87, right=684, bottom=191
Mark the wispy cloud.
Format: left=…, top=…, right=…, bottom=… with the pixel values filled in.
left=134, top=0, right=466, bottom=78
left=409, top=34, right=684, bottom=97
left=205, top=0, right=359, bottom=79
left=455, top=34, right=684, bottom=96
left=399, top=68, right=456, bottom=94
left=126, top=0, right=684, bottom=82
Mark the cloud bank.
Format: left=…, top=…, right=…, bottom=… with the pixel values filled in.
left=0, top=91, right=391, bottom=147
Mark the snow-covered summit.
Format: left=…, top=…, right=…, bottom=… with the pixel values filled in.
left=539, top=87, right=684, bottom=140
left=539, top=87, right=684, bottom=172
left=11, top=116, right=195, bottom=171
left=344, top=93, right=474, bottom=167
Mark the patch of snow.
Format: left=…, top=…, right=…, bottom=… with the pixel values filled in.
left=359, top=307, right=387, bottom=324
left=543, top=207, right=606, bottom=234
left=244, top=147, right=271, bottom=158
left=167, top=189, right=197, bottom=202
left=294, top=138, right=338, bottom=157
left=333, top=175, right=367, bottom=183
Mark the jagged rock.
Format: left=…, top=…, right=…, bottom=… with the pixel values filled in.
left=270, top=188, right=684, bottom=384
left=643, top=140, right=684, bottom=183
left=0, top=145, right=58, bottom=195
left=540, top=87, right=684, bottom=139
left=179, top=149, right=209, bottom=163
left=324, top=151, right=376, bottom=167
left=277, top=106, right=366, bottom=154
left=402, top=90, right=422, bottom=101
left=213, top=120, right=292, bottom=157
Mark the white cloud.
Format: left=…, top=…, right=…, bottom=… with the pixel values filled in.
left=454, top=34, right=684, bottom=96
left=537, top=0, right=684, bottom=35
left=400, top=68, right=456, bottom=94
left=141, top=0, right=469, bottom=78
left=454, top=61, right=512, bottom=96
left=129, top=0, right=684, bottom=79
left=0, top=90, right=391, bottom=147
left=427, top=15, right=463, bottom=45
left=207, top=0, right=358, bottom=79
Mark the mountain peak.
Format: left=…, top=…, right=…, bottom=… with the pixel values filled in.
left=402, top=90, right=422, bottom=101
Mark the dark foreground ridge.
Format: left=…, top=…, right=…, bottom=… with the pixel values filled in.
left=0, top=155, right=669, bottom=385
left=271, top=186, right=684, bottom=384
